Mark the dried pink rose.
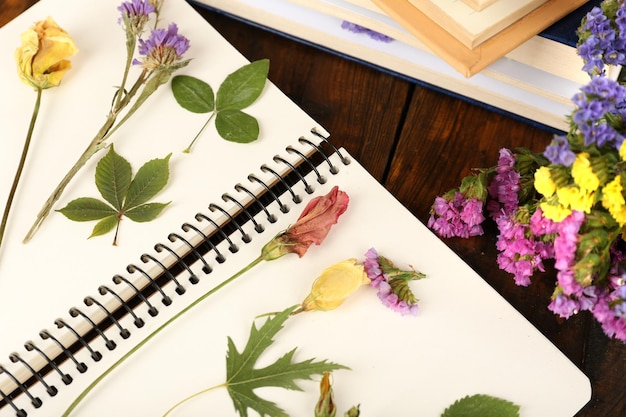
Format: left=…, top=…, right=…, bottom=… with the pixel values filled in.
left=261, top=186, right=349, bottom=260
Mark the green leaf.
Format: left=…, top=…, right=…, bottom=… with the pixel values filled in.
left=226, top=306, right=348, bottom=417
left=441, top=394, right=520, bottom=417
left=60, top=150, right=171, bottom=242
left=216, top=59, right=269, bottom=111
left=57, top=198, right=117, bottom=221
left=215, top=109, right=260, bottom=143
left=89, top=214, right=118, bottom=238
left=123, top=153, right=171, bottom=210
left=125, top=202, right=170, bottom=222
left=171, top=75, right=215, bottom=113
left=95, top=145, right=132, bottom=210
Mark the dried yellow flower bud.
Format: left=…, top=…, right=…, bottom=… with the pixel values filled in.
left=301, top=259, right=369, bottom=312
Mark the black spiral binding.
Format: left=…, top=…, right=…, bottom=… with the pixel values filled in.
left=0, top=130, right=350, bottom=416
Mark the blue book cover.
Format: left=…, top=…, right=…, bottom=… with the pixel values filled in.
left=540, top=0, right=600, bottom=46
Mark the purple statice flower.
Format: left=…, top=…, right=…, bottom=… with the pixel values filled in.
left=577, top=3, right=626, bottom=75
left=363, top=248, right=422, bottom=316
left=570, top=76, right=626, bottom=150
left=341, top=21, right=394, bottom=42
left=363, top=247, right=385, bottom=288
left=548, top=293, right=581, bottom=319
left=553, top=210, right=586, bottom=296
left=135, top=23, right=190, bottom=70
left=428, top=192, right=485, bottom=238
left=118, top=0, right=155, bottom=36
left=592, top=278, right=626, bottom=341
left=376, top=280, right=419, bottom=316
left=578, top=285, right=601, bottom=312
left=529, top=207, right=559, bottom=237
left=494, top=213, right=553, bottom=286
left=487, top=148, right=521, bottom=217
left=543, top=135, right=576, bottom=166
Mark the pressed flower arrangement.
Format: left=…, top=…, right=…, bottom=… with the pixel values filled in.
left=1, top=1, right=529, bottom=416
left=428, top=0, right=626, bottom=342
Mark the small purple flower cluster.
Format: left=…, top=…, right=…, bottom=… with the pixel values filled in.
left=593, top=274, right=626, bottom=340
left=547, top=211, right=588, bottom=318
left=494, top=210, right=556, bottom=286
left=577, top=1, right=626, bottom=75
left=571, top=76, right=626, bottom=150
left=544, top=135, right=576, bottom=166
left=118, top=0, right=155, bottom=35
left=341, top=21, right=394, bottom=43
left=428, top=192, right=485, bottom=238
left=363, top=248, right=420, bottom=316
left=487, top=148, right=521, bottom=216
left=136, top=23, right=190, bottom=70
left=118, top=0, right=190, bottom=71
left=551, top=249, right=626, bottom=340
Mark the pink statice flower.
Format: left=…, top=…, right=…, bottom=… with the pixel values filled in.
left=553, top=210, right=586, bottom=296
left=592, top=280, right=626, bottom=341
left=493, top=208, right=556, bottom=287
left=487, top=148, right=521, bottom=217
left=428, top=192, right=485, bottom=238
left=548, top=293, right=581, bottom=319
left=363, top=248, right=425, bottom=316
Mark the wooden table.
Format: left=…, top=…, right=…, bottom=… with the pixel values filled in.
left=2, top=1, right=624, bottom=416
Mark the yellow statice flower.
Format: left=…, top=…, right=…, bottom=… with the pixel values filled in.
left=539, top=199, right=572, bottom=222
left=556, top=185, right=595, bottom=213
left=620, top=141, right=626, bottom=161
left=602, top=176, right=626, bottom=226
left=534, top=166, right=556, bottom=197
left=15, top=17, right=78, bottom=90
left=301, top=259, right=370, bottom=312
left=571, top=152, right=600, bottom=192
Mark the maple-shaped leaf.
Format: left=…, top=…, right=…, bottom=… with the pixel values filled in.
left=57, top=145, right=171, bottom=245
left=441, top=394, right=520, bottom=417
left=225, top=305, right=348, bottom=417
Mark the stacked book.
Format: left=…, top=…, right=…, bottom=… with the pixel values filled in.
left=368, top=0, right=588, bottom=77
left=193, top=0, right=607, bottom=131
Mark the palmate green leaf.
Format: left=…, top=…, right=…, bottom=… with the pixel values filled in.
left=216, top=59, right=269, bottom=111
left=215, top=109, right=260, bottom=143
left=125, top=202, right=170, bottom=222
left=89, top=214, right=118, bottom=238
left=95, top=145, right=132, bottom=210
left=123, top=153, right=172, bottom=210
left=171, top=75, right=215, bottom=113
left=57, top=197, right=117, bottom=221
left=226, top=306, right=348, bottom=417
left=441, top=394, right=520, bottom=417
left=58, top=149, right=171, bottom=244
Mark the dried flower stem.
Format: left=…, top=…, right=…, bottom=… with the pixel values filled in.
left=61, top=255, right=264, bottom=417
left=162, top=384, right=225, bottom=417
left=183, top=112, right=215, bottom=153
left=0, top=87, right=42, bottom=251
left=23, top=70, right=148, bottom=243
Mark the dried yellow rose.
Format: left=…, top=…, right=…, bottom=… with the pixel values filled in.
left=15, top=17, right=78, bottom=89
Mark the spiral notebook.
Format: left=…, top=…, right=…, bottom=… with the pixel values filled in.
left=0, top=0, right=590, bottom=416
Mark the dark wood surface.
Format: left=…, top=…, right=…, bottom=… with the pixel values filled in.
left=2, top=1, right=624, bottom=416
